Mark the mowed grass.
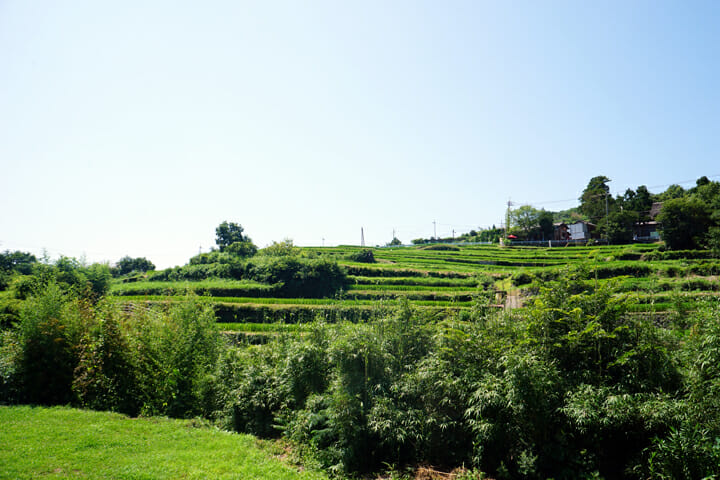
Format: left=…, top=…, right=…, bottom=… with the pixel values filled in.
left=0, top=406, right=328, bottom=480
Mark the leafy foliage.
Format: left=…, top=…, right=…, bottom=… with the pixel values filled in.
left=346, top=249, right=375, bottom=263
left=215, top=221, right=248, bottom=251
left=657, top=197, right=712, bottom=250
left=8, top=232, right=720, bottom=478
left=579, top=175, right=613, bottom=223
left=225, top=240, right=258, bottom=258
left=1, top=284, right=221, bottom=418
left=260, top=239, right=300, bottom=257
left=113, top=256, right=156, bottom=276
left=0, top=251, right=37, bottom=274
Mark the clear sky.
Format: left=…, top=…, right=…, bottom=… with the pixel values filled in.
left=2, top=1, right=719, bottom=268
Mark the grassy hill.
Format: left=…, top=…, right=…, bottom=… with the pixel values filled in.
left=109, top=243, right=720, bottom=336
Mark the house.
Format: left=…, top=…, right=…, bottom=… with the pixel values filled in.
left=633, top=202, right=663, bottom=241
left=553, top=222, right=570, bottom=241
left=568, top=221, right=598, bottom=241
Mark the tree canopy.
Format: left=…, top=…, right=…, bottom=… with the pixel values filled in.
left=509, top=206, right=554, bottom=240
left=114, top=256, right=155, bottom=276
left=579, top=175, right=613, bottom=222
left=215, top=221, right=247, bottom=251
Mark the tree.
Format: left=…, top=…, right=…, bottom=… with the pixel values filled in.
left=538, top=210, right=555, bottom=240
left=579, top=176, right=613, bottom=223
left=601, top=210, right=638, bottom=244
left=622, top=185, right=654, bottom=220
left=388, top=237, right=402, bottom=246
left=657, top=184, right=685, bottom=201
left=510, top=205, right=541, bottom=240
left=114, top=256, right=155, bottom=276
left=0, top=250, right=37, bottom=275
left=260, top=239, right=299, bottom=257
left=657, top=197, right=712, bottom=250
left=215, top=221, right=247, bottom=251
left=707, top=227, right=720, bottom=257
left=509, top=206, right=553, bottom=240
left=225, top=240, right=257, bottom=258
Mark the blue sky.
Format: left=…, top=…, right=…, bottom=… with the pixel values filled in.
left=2, top=1, right=719, bottom=268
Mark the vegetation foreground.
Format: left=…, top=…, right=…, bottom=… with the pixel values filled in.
left=0, top=405, right=328, bottom=480
left=3, top=280, right=720, bottom=478
left=3, top=187, right=720, bottom=478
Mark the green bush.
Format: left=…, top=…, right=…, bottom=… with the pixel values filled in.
left=0, top=329, right=22, bottom=402
left=225, top=240, right=258, bottom=258
left=644, top=425, right=720, bottom=479
left=16, top=283, right=84, bottom=405
left=72, top=302, right=140, bottom=415
left=112, top=256, right=155, bottom=276
left=246, top=257, right=348, bottom=298
left=511, top=271, right=534, bottom=286
left=128, top=299, right=222, bottom=418
left=346, top=249, right=375, bottom=263
left=421, top=244, right=460, bottom=251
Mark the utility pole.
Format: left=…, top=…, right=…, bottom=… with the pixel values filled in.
left=322, top=238, right=325, bottom=247
left=452, top=229, right=455, bottom=240
left=505, top=199, right=514, bottom=244
left=361, top=228, right=365, bottom=247
left=605, top=180, right=612, bottom=244
left=433, top=220, right=437, bottom=240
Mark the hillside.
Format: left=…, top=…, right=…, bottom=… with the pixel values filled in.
left=109, top=243, right=720, bottom=338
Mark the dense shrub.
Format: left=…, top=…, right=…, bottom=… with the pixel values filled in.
left=6, top=273, right=720, bottom=478
left=15, top=283, right=84, bottom=405
left=72, top=303, right=140, bottom=415
left=0, top=329, right=22, bottom=402
left=225, top=240, right=258, bottom=258
left=346, top=249, right=375, bottom=263
left=245, top=256, right=348, bottom=298
left=153, top=255, right=347, bottom=298
left=0, top=250, right=37, bottom=278
left=4, top=258, right=112, bottom=301
left=112, top=256, right=155, bottom=277
left=421, top=244, right=460, bottom=251
left=511, top=271, right=534, bottom=286
left=688, top=261, right=720, bottom=276
left=128, top=300, right=221, bottom=418
left=259, top=239, right=300, bottom=257
left=0, top=284, right=221, bottom=418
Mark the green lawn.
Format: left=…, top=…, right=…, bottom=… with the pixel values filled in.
left=0, top=406, right=328, bottom=480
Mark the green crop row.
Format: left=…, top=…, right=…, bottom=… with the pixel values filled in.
left=345, top=290, right=475, bottom=302
left=349, top=275, right=483, bottom=287
left=346, top=283, right=479, bottom=293
left=123, top=300, right=467, bottom=324
left=110, top=279, right=278, bottom=297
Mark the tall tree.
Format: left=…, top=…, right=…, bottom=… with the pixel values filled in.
left=538, top=210, right=555, bottom=240
left=657, top=197, right=711, bottom=250
left=657, top=184, right=685, bottom=201
left=510, top=205, right=541, bottom=239
left=509, top=206, right=553, bottom=240
left=602, top=210, right=638, bottom=244
left=215, top=221, right=246, bottom=251
left=579, top=176, right=614, bottom=223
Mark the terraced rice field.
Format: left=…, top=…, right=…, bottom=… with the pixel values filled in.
left=109, top=243, right=720, bottom=336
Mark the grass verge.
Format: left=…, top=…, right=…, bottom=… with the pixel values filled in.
left=0, top=406, right=328, bottom=480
